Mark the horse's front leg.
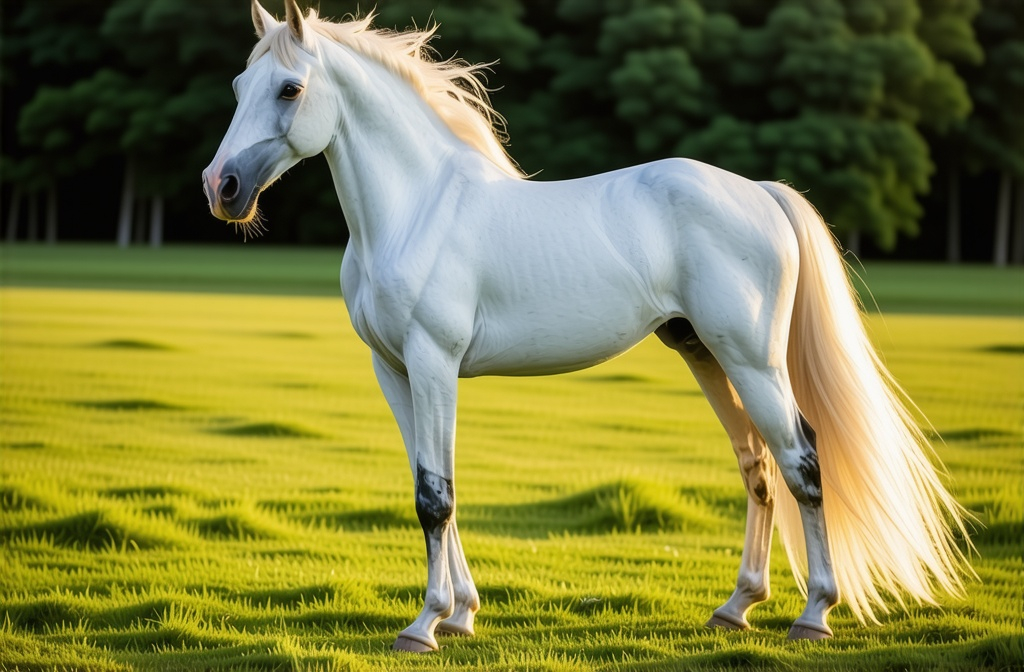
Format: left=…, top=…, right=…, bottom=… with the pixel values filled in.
left=373, top=354, right=479, bottom=645
left=373, top=334, right=467, bottom=653
left=394, top=461, right=455, bottom=653
left=436, top=520, right=480, bottom=636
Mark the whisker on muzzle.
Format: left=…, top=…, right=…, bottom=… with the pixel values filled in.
left=229, top=207, right=268, bottom=242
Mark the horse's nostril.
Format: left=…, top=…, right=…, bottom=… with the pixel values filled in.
left=221, top=174, right=240, bottom=202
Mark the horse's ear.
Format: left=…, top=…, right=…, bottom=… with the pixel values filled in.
left=251, top=0, right=277, bottom=38
left=283, top=0, right=305, bottom=42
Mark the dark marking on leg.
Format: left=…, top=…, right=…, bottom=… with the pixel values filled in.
left=795, top=413, right=822, bottom=506
left=416, top=464, right=454, bottom=535
left=659, top=318, right=713, bottom=361
left=754, top=480, right=769, bottom=505
left=798, top=414, right=817, bottom=448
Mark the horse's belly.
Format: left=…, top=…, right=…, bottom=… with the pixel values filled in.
left=458, top=303, right=665, bottom=378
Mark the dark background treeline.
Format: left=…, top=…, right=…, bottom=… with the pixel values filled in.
left=1, top=0, right=1021, bottom=262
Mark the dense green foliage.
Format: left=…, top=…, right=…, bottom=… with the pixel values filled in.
left=2, top=0, right=1021, bottom=251
left=1, top=246, right=1022, bottom=670
left=512, top=0, right=969, bottom=246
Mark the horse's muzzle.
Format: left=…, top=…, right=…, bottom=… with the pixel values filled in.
left=203, top=141, right=280, bottom=222
left=203, top=163, right=255, bottom=222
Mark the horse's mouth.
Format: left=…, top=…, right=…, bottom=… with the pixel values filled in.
left=226, top=195, right=267, bottom=239
left=208, top=188, right=267, bottom=239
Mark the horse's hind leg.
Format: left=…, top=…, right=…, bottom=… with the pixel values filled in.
left=657, top=319, right=776, bottom=630
left=712, top=350, right=839, bottom=639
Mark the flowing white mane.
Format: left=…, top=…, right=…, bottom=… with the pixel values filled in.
left=248, top=11, right=524, bottom=179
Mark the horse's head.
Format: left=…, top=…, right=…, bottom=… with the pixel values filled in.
left=203, top=0, right=337, bottom=229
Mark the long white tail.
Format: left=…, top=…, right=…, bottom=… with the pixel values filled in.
left=759, top=181, right=974, bottom=623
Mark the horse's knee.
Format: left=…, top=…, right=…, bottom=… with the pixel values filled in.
left=416, top=464, right=454, bottom=533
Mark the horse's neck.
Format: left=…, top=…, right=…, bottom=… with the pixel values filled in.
left=321, top=46, right=463, bottom=259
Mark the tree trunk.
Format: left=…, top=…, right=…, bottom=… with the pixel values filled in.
left=26, top=191, right=39, bottom=242
left=149, top=195, right=164, bottom=248
left=117, top=157, right=136, bottom=248
left=5, top=185, right=21, bottom=242
left=993, top=171, right=1011, bottom=267
left=845, top=229, right=860, bottom=258
left=133, top=197, right=147, bottom=244
left=946, top=168, right=960, bottom=263
left=1012, top=178, right=1024, bottom=266
left=45, top=182, right=58, bottom=244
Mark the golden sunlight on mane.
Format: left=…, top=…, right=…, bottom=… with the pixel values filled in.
left=248, top=10, right=525, bottom=178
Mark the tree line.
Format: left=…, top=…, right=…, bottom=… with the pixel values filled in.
left=2, top=0, right=1021, bottom=263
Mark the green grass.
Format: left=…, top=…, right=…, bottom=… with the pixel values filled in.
left=2, top=243, right=1022, bottom=314
left=0, top=244, right=343, bottom=296
left=1, top=244, right=1022, bottom=671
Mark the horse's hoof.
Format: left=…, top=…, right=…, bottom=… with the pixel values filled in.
left=787, top=622, right=833, bottom=641
left=393, top=636, right=437, bottom=653
left=436, top=621, right=475, bottom=637
left=705, top=613, right=751, bottom=631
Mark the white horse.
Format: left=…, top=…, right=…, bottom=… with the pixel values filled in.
left=204, top=0, right=972, bottom=653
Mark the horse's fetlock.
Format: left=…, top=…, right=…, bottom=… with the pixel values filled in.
left=454, top=585, right=480, bottom=612
left=425, top=587, right=454, bottom=618
left=810, top=583, right=840, bottom=610
left=736, top=571, right=769, bottom=603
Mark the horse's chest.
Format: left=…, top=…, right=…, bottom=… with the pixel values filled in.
left=345, top=295, right=406, bottom=374
left=342, top=260, right=406, bottom=372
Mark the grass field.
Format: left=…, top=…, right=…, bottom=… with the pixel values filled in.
left=1, top=244, right=1022, bottom=671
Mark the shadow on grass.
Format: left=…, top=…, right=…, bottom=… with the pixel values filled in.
left=210, top=422, right=321, bottom=438
left=463, top=479, right=742, bottom=538
left=102, top=485, right=195, bottom=500
left=4, top=596, right=87, bottom=633
left=1, top=441, right=45, bottom=450
left=298, top=507, right=418, bottom=531
left=72, top=399, right=183, bottom=411
left=91, top=339, right=175, bottom=351
left=1, top=510, right=177, bottom=551
left=980, top=344, right=1024, bottom=355
left=1, top=485, right=53, bottom=512
left=928, top=427, right=1021, bottom=445
left=190, top=511, right=289, bottom=542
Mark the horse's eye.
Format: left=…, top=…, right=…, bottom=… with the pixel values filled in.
left=279, top=84, right=301, bottom=100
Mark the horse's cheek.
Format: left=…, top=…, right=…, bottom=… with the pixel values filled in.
left=288, top=98, right=335, bottom=157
